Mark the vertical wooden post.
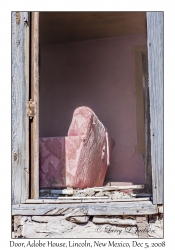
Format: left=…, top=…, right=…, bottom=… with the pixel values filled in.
left=142, top=53, right=152, bottom=193
left=31, top=12, right=39, bottom=199
left=147, top=12, right=163, bottom=205
left=134, top=45, right=152, bottom=193
left=12, top=12, right=30, bottom=204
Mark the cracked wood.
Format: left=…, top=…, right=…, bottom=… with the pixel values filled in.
left=147, top=12, right=163, bottom=205
left=12, top=201, right=158, bottom=216
left=12, top=12, right=30, bottom=204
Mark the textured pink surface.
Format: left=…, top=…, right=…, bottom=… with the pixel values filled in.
left=39, top=107, right=115, bottom=188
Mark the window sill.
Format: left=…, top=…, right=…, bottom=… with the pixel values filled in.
left=12, top=200, right=158, bottom=216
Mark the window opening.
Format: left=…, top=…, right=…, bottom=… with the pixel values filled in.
left=31, top=13, right=151, bottom=200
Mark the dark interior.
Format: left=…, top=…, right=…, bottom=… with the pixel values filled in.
left=39, top=12, right=148, bottom=185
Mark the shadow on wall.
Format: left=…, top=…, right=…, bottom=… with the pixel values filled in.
left=39, top=34, right=147, bottom=184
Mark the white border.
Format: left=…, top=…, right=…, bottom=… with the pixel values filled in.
left=0, top=0, right=174, bottom=248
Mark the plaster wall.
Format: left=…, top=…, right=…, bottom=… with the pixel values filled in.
left=12, top=215, right=163, bottom=239
left=39, top=33, right=147, bottom=184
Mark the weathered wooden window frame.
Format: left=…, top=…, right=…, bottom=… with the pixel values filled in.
left=30, top=12, right=39, bottom=200
left=12, top=11, right=163, bottom=216
left=134, top=45, right=147, bottom=154
left=134, top=45, right=152, bottom=193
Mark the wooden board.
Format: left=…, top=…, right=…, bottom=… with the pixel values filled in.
left=12, top=12, right=30, bottom=204
left=77, top=185, right=144, bottom=192
left=31, top=12, right=39, bottom=199
left=142, top=53, right=152, bottom=193
left=105, top=181, right=133, bottom=186
left=147, top=12, right=163, bottom=205
left=25, top=197, right=149, bottom=204
left=158, top=205, right=163, bottom=214
left=131, top=193, right=152, bottom=197
left=36, top=196, right=109, bottom=200
left=12, top=201, right=158, bottom=216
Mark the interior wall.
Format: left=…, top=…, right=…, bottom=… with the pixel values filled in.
left=39, top=33, right=147, bottom=184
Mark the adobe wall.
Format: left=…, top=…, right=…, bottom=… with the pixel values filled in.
left=12, top=214, right=163, bottom=238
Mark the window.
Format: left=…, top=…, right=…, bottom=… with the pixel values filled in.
left=28, top=12, right=152, bottom=199
left=12, top=12, right=163, bottom=207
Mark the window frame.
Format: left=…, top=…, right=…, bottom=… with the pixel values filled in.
left=30, top=11, right=39, bottom=199
left=12, top=12, right=163, bottom=212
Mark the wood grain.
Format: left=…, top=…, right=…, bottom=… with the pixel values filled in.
left=77, top=185, right=144, bottom=192
left=147, top=12, right=163, bottom=205
left=31, top=12, right=39, bottom=199
left=12, top=201, right=158, bottom=216
left=25, top=197, right=149, bottom=204
left=37, top=196, right=109, bottom=200
left=12, top=12, right=30, bottom=204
